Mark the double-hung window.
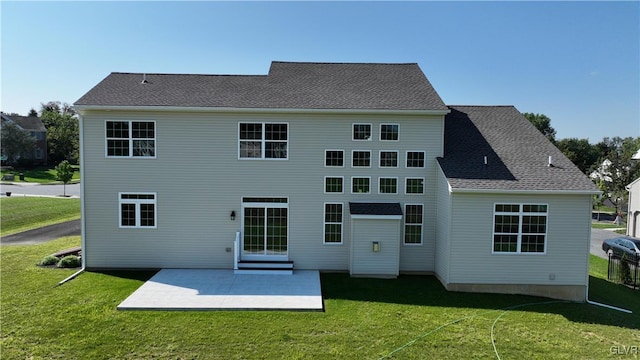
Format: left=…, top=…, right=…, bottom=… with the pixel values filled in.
left=405, top=178, right=424, bottom=194
left=119, top=193, right=157, bottom=228
left=106, top=121, right=155, bottom=158
left=493, top=204, right=548, bottom=253
left=324, top=203, right=343, bottom=244
left=239, top=123, right=288, bottom=159
left=352, top=177, right=371, bottom=194
left=404, top=204, right=423, bottom=245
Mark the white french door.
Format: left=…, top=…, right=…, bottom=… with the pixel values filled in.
left=241, top=198, right=288, bottom=260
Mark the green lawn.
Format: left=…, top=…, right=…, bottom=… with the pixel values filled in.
left=0, top=197, right=80, bottom=236
left=1, top=237, right=638, bottom=359
left=0, top=166, right=80, bottom=184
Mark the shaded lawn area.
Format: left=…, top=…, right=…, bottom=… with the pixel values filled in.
left=1, top=237, right=638, bottom=359
left=0, top=197, right=80, bottom=236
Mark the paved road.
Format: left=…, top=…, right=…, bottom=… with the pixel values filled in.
left=0, top=219, right=81, bottom=245
left=0, top=182, right=80, bottom=198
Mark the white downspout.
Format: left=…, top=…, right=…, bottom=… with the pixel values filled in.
left=58, top=112, right=86, bottom=285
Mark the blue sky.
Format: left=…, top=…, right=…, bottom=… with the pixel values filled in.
left=2, top=1, right=638, bottom=142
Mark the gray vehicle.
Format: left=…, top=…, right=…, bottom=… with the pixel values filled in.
left=602, top=237, right=640, bottom=263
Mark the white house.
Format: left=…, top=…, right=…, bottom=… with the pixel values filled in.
left=74, top=61, right=599, bottom=301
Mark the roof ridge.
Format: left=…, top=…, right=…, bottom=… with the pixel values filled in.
left=110, top=72, right=267, bottom=77
left=271, top=61, right=418, bottom=66
left=447, top=105, right=515, bottom=108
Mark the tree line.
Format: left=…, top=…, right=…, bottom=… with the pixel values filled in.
left=2, top=101, right=78, bottom=166
left=524, top=113, right=640, bottom=213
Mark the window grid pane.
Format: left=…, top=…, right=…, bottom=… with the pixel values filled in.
left=140, top=204, right=155, bottom=227
left=406, top=151, right=425, bottom=167
left=380, top=151, right=398, bottom=167
left=325, top=177, right=343, bottom=193
left=266, top=208, right=287, bottom=255
left=325, top=150, right=344, bottom=167
left=352, top=151, right=371, bottom=167
left=353, top=124, right=371, bottom=140
left=324, top=204, right=343, bottom=243
left=379, top=178, right=397, bottom=194
left=352, top=178, right=370, bottom=193
left=493, top=203, right=547, bottom=253
left=380, top=124, right=399, bottom=141
left=406, top=178, right=424, bottom=194
left=121, top=204, right=136, bottom=227
left=404, top=204, right=423, bottom=244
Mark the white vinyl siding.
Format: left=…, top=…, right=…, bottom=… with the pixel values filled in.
left=81, top=110, right=445, bottom=270
left=447, top=193, right=591, bottom=286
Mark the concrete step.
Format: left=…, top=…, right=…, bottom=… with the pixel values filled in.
left=235, top=260, right=294, bottom=275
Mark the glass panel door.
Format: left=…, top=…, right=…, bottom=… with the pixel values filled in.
left=266, top=208, right=287, bottom=255
left=243, top=208, right=265, bottom=255
left=243, top=206, right=288, bottom=258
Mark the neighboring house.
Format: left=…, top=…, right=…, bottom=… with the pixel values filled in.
left=626, top=149, right=640, bottom=237
left=1, top=113, right=47, bottom=165
left=74, top=61, right=599, bottom=301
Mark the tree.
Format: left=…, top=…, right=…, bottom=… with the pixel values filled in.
left=28, top=108, right=38, bottom=117
left=591, top=136, right=640, bottom=213
left=555, top=138, right=602, bottom=174
left=0, top=122, right=36, bottom=164
left=40, top=102, right=79, bottom=164
left=523, top=112, right=557, bottom=144
left=55, top=160, right=74, bottom=197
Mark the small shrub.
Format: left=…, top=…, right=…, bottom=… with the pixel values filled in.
left=39, top=255, right=59, bottom=266
left=57, top=255, right=81, bottom=268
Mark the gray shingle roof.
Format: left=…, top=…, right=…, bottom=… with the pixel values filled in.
left=438, top=106, right=598, bottom=192
left=75, top=61, right=447, bottom=111
left=1, top=114, right=46, bottom=132
left=349, top=202, right=403, bottom=216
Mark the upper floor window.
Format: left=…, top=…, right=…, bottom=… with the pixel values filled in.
left=353, top=123, right=372, bottom=141
left=352, top=151, right=371, bottom=167
left=379, top=151, right=398, bottom=167
left=493, top=204, right=548, bottom=254
left=239, top=123, right=288, bottom=160
left=325, top=150, right=344, bottom=167
left=406, top=151, right=425, bottom=168
left=106, top=121, right=156, bottom=158
left=380, top=124, right=399, bottom=141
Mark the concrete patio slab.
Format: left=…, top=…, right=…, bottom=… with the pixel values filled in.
left=117, top=269, right=323, bottom=311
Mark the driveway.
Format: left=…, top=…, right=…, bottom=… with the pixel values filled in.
left=0, top=220, right=81, bottom=245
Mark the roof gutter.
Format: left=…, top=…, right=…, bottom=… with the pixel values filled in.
left=73, top=104, right=450, bottom=116
left=449, top=187, right=602, bottom=196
